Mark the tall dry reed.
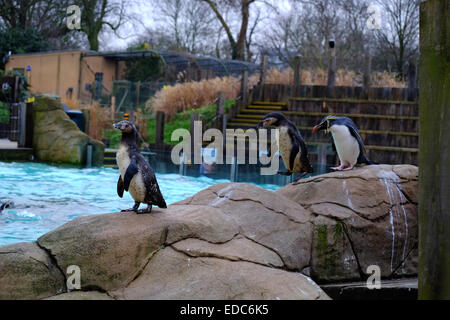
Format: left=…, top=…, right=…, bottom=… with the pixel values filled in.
left=264, top=67, right=406, bottom=87
left=147, top=76, right=241, bottom=118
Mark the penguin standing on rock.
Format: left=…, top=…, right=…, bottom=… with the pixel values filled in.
left=257, top=112, right=313, bottom=181
left=312, top=116, right=376, bottom=171
left=113, top=120, right=167, bottom=214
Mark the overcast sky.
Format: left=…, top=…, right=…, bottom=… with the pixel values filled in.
left=99, top=0, right=293, bottom=51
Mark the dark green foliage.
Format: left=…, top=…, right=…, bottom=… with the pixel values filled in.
left=0, top=28, right=48, bottom=69
left=125, top=56, right=163, bottom=82
left=0, top=101, right=9, bottom=124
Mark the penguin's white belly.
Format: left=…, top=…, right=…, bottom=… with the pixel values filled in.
left=278, top=127, right=302, bottom=172
left=330, top=125, right=360, bottom=166
left=116, top=144, right=146, bottom=202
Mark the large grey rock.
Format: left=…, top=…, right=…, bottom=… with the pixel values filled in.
left=37, top=205, right=239, bottom=292
left=277, top=164, right=418, bottom=283
left=33, top=96, right=104, bottom=166
left=0, top=242, right=65, bottom=299
left=0, top=165, right=418, bottom=299
left=111, top=247, right=328, bottom=300
left=34, top=183, right=325, bottom=299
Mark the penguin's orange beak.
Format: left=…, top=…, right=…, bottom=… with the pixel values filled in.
left=312, top=122, right=326, bottom=133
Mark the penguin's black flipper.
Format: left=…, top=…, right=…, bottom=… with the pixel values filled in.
left=342, top=118, right=367, bottom=154
left=124, top=155, right=139, bottom=191
left=289, top=139, right=300, bottom=172
left=359, top=153, right=378, bottom=165
left=342, top=118, right=377, bottom=165
left=117, top=176, right=124, bottom=198
left=288, top=126, right=313, bottom=173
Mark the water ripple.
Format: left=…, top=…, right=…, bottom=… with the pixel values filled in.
left=0, top=161, right=280, bottom=246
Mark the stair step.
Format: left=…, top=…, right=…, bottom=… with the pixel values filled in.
left=236, top=114, right=265, bottom=119
left=240, top=109, right=275, bottom=114
left=252, top=101, right=287, bottom=106
left=247, top=105, right=283, bottom=110
left=282, top=111, right=419, bottom=121
left=227, top=123, right=418, bottom=137
left=230, top=118, right=261, bottom=123
left=365, top=145, right=418, bottom=152
left=104, top=164, right=118, bottom=169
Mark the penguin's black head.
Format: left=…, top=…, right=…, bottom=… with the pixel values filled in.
left=257, top=112, right=287, bottom=128
left=312, top=115, right=337, bottom=133
left=113, top=120, right=136, bottom=134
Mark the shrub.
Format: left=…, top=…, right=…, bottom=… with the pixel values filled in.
left=0, top=101, right=9, bottom=124
left=147, top=76, right=241, bottom=119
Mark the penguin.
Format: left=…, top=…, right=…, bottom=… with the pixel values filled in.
left=312, top=115, right=376, bottom=171
left=257, top=112, right=313, bottom=180
left=113, top=120, right=167, bottom=214
left=0, top=201, right=13, bottom=213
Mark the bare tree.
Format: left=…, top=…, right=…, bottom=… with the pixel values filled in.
left=200, top=0, right=260, bottom=61
left=374, top=0, right=419, bottom=77
left=146, top=0, right=217, bottom=54
left=266, top=0, right=345, bottom=68
left=74, top=0, right=139, bottom=51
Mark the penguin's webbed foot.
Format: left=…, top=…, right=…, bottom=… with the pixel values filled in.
left=342, top=165, right=355, bottom=171
left=121, top=202, right=140, bottom=212
left=331, top=165, right=345, bottom=171
left=277, top=171, right=292, bottom=176
left=137, top=205, right=152, bottom=214
left=293, top=172, right=308, bottom=182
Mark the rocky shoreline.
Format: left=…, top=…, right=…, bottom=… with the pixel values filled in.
left=0, top=164, right=418, bottom=300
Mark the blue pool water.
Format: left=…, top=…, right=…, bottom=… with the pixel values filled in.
left=0, top=162, right=280, bottom=246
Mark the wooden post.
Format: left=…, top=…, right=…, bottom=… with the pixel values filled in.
left=18, top=103, right=26, bottom=148
left=155, top=111, right=165, bottom=145
left=407, top=58, right=417, bottom=101
left=190, top=113, right=201, bottom=164
left=363, top=55, right=372, bottom=99
left=258, top=55, right=268, bottom=101
left=217, top=92, right=225, bottom=117
left=216, top=91, right=225, bottom=129
left=293, top=56, right=302, bottom=87
left=135, top=81, right=141, bottom=110
left=327, top=40, right=336, bottom=97
left=222, top=114, right=228, bottom=144
left=111, top=96, right=116, bottom=121
left=241, top=70, right=249, bottom=107
left=260, top=55, right=268, bottom=85
left=25, top=102, right=33, bottom=148
left=419, top=0, right=450, bottom=300
left=13, top=76, right=21, bottom=103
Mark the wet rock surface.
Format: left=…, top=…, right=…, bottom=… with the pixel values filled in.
left=277, top=164, right=418, bottom=283
left=0, top=165, right=418, bottom=299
